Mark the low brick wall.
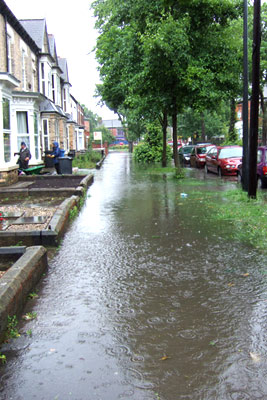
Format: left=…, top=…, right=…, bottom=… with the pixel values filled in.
left=0, top=246, right=47, bottom=342
left=0, top=168, right=18, bottom=186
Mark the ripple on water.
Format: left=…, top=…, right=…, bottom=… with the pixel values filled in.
left=106, top=344, right=131, bottom=357
left=130, top=354, right=145, bottom=363
left=178, top=329, right=197, bottom=340
left=124, top=368, right=154, bottom=390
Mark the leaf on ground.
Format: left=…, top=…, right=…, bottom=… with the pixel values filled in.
left=249, top=352, right=261, bottom=362
left=209, top=340, right=217, bottom=346
left=241, top=273, right=250, bottom=277
left=228, top=283, right=235, bottom=287
left=160, top=355, right=171, bottom=361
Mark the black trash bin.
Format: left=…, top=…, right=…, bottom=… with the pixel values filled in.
left=68, top=150, right=76, bottom=158
left=44, top=150, right=54, bottom=168
left=58, top=157, right=73, bottom=174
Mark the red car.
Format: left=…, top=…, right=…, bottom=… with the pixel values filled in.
left=190, top=144, right=214, bottom=168
left=205, top=145, right=243, bottom=176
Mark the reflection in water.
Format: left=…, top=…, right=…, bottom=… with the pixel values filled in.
left=0, top=153, right=266, bottom=400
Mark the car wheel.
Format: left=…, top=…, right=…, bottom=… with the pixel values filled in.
left=218, top=167, right=222, bottom=177
left=205, top=164, right=209, bottom=174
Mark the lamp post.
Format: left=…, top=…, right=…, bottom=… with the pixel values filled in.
left=242, top=0, right=249, bottom=192
left=248, top=0, right=261, bottom=198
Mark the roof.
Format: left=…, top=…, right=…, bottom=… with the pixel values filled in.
left=19, top=19, right=48, bottom=52
left=58, top=58, right=70, bottom=84
left=0, top=0, right=39, bottom=53
left=40, top=98, right=66, bottom=117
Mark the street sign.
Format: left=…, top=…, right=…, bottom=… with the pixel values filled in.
left=94, top=131, right=102, bottom=141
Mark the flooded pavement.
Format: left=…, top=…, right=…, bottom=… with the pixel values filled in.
left=0, top=152, right=266, bottom=400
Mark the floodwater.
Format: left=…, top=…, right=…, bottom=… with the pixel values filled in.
left=0, top=152, right=266, bottom=400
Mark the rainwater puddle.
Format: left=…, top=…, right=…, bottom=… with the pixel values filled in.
left=0, top=153, right=266, bottom=400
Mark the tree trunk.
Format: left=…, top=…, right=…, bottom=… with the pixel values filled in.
left=228, top=98, right=237, bottom=142
left=172, top=99, right=178, bottom=168
left=162, top=111, right=168, bottom=167
left=260, top=88, right=267, bottom=146
left=201, top=112, right=205, bottom=141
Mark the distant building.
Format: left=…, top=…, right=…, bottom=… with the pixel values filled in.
left=101, top=119, right=128, bottom=144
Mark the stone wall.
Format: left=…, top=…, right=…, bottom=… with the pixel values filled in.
left=0, top=168, right=18, bottom=186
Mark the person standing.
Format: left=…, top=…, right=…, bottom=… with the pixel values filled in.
left=15, top=141, right=31, bottom=170
left=50, top=141, right=61, bottom=174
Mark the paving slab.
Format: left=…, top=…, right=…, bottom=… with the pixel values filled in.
left=10, top=216, right=47, bottom=225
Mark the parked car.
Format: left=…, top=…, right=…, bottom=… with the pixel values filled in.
left=178, top=145, right=195, bottom=166
left=237, top=146, right=267, bottom=188
left=190, top=144, right=215, bottom=168
left=205, top=145, right=242, bottom=176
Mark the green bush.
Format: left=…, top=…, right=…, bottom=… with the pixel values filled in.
left=72, top=151, right=102, bottom=169
left=133, top=122, right=172, bottom=163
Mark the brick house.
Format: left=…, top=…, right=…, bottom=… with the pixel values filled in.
left=0, top=0, right=41, bottom=184
left=0, top=0, right=85, bottom=184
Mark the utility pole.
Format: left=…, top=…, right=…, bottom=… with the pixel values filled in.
left=248, top=0, right=261, bottom=198
left=242, top=0, right=249, bottom=192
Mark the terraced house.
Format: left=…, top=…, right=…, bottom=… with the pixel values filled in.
left=0, top=0, right=85, bottom=185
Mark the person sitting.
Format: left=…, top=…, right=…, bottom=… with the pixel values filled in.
left=14, top=141, right=31, bottom=170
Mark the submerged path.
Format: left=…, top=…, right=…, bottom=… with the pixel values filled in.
left=0, top=152, right=266, bottom=400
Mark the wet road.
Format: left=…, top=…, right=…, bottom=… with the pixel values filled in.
left=0, top=152, right=267, bottom=400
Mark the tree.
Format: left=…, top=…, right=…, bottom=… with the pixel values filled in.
left=81, top=105, right=99, bottom=134
left=92, top=0, right=243, bottom=167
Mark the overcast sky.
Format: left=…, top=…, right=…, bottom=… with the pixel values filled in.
left=4, top=0, right=266, bottom=120
left=4, top=0, right=117, bottom=120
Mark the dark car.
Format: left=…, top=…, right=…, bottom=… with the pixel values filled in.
left=237, top=146, right=267, bottom=188
left=205, top=145, right=242, bottom=176
left=190, top=144, right=214, bottom=168
left=178, top=145, right=195, bottom=166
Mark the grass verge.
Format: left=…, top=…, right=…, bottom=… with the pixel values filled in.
left=206, top=189, right=267, bottom=251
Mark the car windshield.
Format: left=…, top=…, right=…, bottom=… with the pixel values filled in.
left=218, top=147, right=242, bottom=159
left=196, top=146, right=210, bottom=154
left=183, top=146, right=194, bottom=154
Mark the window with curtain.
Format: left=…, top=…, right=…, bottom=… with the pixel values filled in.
left=3, top=98, right=11, bottom=162
left=17, top=111, right=29, bottom=150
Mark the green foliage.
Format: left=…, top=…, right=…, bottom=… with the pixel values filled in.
left=6, top=315, right=20, bottom=339
left=208, top=189, right=267, bottom=251
left=69, top=205, right=78, bottom=220
left=81, top=106, right=100, bottom=133
left=72, top=151, right=102, bottom=169
left=0, top=353, right=6, bottom=364
left=133, top=123, right=172, bottom=163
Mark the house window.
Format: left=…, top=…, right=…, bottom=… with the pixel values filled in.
left=43, top=119, right=49, bottom=150
left=34, top=112, right=39, bottom=159
left=66, top=126, right=69, bottom=150
left=52, top=74, right=55, bottom=103
left=63, top=88, right=67, bottom=111
left=17, top=111, right=29, bottom=150
left=3, top=98, right=11, bottom=162
left=41, top=63, right=45, bottom=95
left=78, top=130, right=83, bottom=150
left=7, top=35, right=12, bottom=73
left=22, top=50, right=26, bottom=90
left=55, top=119, right=59, bottom=142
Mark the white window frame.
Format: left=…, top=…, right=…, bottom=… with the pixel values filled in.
left=42, top=119, right=49, bottom=151
left=16, top=111, right=30, bottom=150
left=2, top=97, right=11, bottom=162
